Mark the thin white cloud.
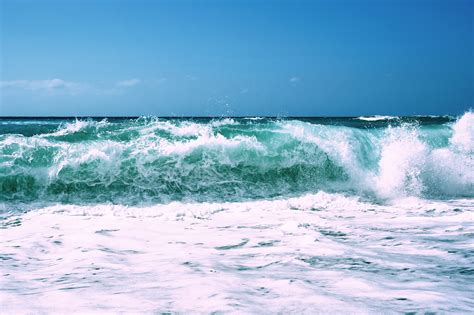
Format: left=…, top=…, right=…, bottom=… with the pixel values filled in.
left=289, top=76, right=300, bottom=83
left=116, top=78, right=141, bottom=87
left=1, top=77, right=151, bottom=96
left=0, top=78, right=85, bottom=94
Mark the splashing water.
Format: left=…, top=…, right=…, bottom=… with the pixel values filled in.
left=1, top=114, right=472, bottom=204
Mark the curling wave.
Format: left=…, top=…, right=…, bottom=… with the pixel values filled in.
left=0, top=113, right=472, bottom=205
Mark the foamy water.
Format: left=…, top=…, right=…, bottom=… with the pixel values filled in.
left=1, top=114, right=473, bottom=313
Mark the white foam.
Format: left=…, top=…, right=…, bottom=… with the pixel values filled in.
left=356, top=115, right=397, bottom=121
left=450, top=110, right=473, bottom=153
left=139, top=118, right=236, bottom=138
left=45, top=119, right=109, bottom=137
left=31, top=191, right=364, bottom=219
left=210, top=118, right=236, bottom=127
left=280, top=116, right=473, bottom=199
left=48, top=140, right=125, bottom=179
left=375, top=126, right=427, bottom=198
left=1, top=192, right=472, bottom=313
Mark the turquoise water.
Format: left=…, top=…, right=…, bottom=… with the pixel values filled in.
left=0, top=114, right=473, bottom=313
left=1, top=115, right=471, bottom=206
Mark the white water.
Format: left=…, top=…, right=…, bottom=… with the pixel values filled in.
left=279, top=113, right=473, bottom=199
left=356, top=115, right=397, bottom=121
left=1, top=113, right=473, bottom=313
left=1, top=192, right=473, bottom=313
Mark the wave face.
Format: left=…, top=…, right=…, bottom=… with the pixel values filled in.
left=0, top=114, right=472, bottom=205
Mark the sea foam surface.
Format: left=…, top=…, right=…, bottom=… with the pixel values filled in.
left=1, top=114, right=473, bottom=313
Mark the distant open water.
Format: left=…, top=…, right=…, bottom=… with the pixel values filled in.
left=1, top=113, right=473, bottom=313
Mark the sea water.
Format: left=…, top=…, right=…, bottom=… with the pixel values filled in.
left=0, top=113, right=473, bottom=313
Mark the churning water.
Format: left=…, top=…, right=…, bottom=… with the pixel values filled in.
left=1, top=113, right=473, bottom=313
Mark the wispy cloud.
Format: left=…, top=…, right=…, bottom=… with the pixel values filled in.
left=116, top=78, right=141, bottom=87
left=0, top=79, right=85, bottom=94
left=1, top=77, right=149, bottom=96
left=289, top=76, right=300, bottom=84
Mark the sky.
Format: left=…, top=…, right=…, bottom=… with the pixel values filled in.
left=0, top=0, right=473, bottom=116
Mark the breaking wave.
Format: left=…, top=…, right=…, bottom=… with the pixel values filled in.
left=0, top=113, right=472, bottom=205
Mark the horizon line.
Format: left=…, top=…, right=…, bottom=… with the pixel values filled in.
left=0, top=115, right=456, bottom=119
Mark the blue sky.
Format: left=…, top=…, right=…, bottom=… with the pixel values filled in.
left=1, top=0, right=473, bottom=116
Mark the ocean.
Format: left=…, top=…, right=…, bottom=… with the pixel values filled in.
left=1, top=113, right=473, bottom=313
